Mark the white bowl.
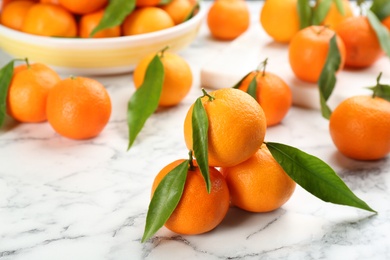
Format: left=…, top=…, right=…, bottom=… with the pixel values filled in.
left=0, top=4, right=206, bottom=75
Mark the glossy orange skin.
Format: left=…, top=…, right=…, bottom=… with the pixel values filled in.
left=288, top=26, right=346, bottom=83
left=184, top=88, right=267, bottom=167
left=21, top=3, right=77, bottom=37
left=79, top=9, right=121, bottom=38
left=133, top=51, right=193, bottom=107
left=46, top=77, right=112, bottom=140
left=329, top=96, right=390, bottom=160
left=151, top=159, right=230, bottom=235
left=336, top=16, right=383, bottom=68
left=220, top=145, right=296, bottom=212
left=7, top=63, right=61, bottom=123
left=161, top=0, right=194, bottom=25
left=207, top=0, right=250, bottom=41
left=0, top=0, right=35, bottom=31
left=238, top=71, right=292, bottom=126
left=58, top=0, right=107, bottom=14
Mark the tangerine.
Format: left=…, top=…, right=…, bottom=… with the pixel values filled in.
left=46, top=77, right=112, bottom=140
left=7, top=62, right=61, bottom=123
left=133, top=50, right=193, bottom=107
left=321, top=0, right=354, bottom=30
left=58, top=0, right=107, bottom=14
left=79, top=9, right=121, bottom=38
left=0, top=0, right=35, bottom=31
left=288, top=25, right=346, bottom=83
left=21, top=3, right=77, bottom=37
left=238, top=67, right=292, bottom=126
left=160, top=0, right=194, bottom=25
left=122, top=7, right=174, bottom=36
left=183, top=88, right=267, bottom=167
left=151, top=159, right=230, bottom=235
left=220, top=145, right=296, bottom=212
left=329, top=95, right=390, bottom=160
left=260, top=0, right=300, bottom=43
left=207, top=0, right=250, bottom=41
left=336, top=16, right=383, bottom=68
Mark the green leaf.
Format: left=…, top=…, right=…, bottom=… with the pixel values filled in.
left=370, top=0, right=390, bottom=21
left=0, top=60, right=15, bottom=128
left=232, top=71, right=252, bottom=89
left=265, top=142, right=376, bottom=213
left=192, top=97, right=211, bottom=193
left=183, top=1, right=200, bottom=22
left=90, top=0, right=136, bottom=37
left=367, top=72, right=390, bottom=101
left=127, top=55, right=164, bottom=150
left=367, top=10, right=390, bottom=57
left=297, top=0, right=313, bottom=29
left=318, top=34, right=341, bottom=119
left=246, top=75, right=258, bottom=99
left=333, top=0, right=345, bottom=16
left=142, top=160, right=189, bottom=242
left=312, top=0, right=332, bottom=25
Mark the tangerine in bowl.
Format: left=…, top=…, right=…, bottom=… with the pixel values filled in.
left=0, top=2, right=205, bottom=75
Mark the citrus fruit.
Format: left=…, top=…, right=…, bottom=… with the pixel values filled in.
left=79, top=9, right=121, bottom=38
left=288, top=25, right=346, bottom=83
left=238, top=69, right=292, bottom=126
left=321, top=0, right=354, bottom=30
left=133, top=50, right=193, bottom=107
left=383, top=16, right=390, bottom=31
left=21, top=3, right=77, bottom=37
left=183, top=88, right=267, bottom=167
left=160, top=0, right=194, bottom=25
left=329, top=95, right=390, bottom=160
left=151, top=159, right=230, bottom=235
left=260, top=0, right=300, bottom=43
left=122, top=7, right=174, bottom=36
left=336, top=16, right=383, bottom=68
left=207, top=0, right=250, bottom=41
left=0, top=0, right=35, bottom=31
left=220, top=145, right=296, bottom=212
left=136, top=0, right=161, bottom=7
left=6, top=63, right=61, bottom=123
left=46, top=77, right=112, bottom=140
left=58, top=0, right=107, bottom=14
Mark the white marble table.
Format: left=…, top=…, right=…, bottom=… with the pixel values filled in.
left=1, top=2, right=390, bottom=259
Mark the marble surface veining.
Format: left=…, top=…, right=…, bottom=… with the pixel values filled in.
left=1, top=2, right=390, bottom=259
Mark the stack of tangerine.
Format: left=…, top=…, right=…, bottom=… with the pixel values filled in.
left=0, top=0, right=197, bottom=38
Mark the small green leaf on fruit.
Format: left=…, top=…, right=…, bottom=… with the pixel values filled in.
left=370, top=0, right=390, bottom=21
left=333, top=0, right=345, bottom=16
left=127, top=55, right=164, bottom=150
left=265, top=142, right=377, bottom=213
left=368, top=72, right=390, bottom=101
left=192, top=94, right=211, bottom=193
left=232, top=71, right=252, bottom=89
left=0, top=60, right=15, bottom=128
left=318, top=34, right=341, bottom=119
left=367, top=10, right=390, bottom=57
left=246, top=75, right=258, bottom=99
left=312, top=0, right=332, bottom=25
left=297, top=0, right=313, bottom=29
left=142, top=160, right=189, bottom=242
left=90, top=0, right=136, bottom=37
left=184, top=1, right=200, bottom=22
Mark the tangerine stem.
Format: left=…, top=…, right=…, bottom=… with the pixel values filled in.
left=188, top=150, right=196, bottom=171
left=201, top=88, right=215, bottom=101
left=159, top=46, right=170, bottom=58
left=373, top=72, right=383, bottom=98
left=256, top=58, right=268, bottom=77
left=24, top=57, right=30, bottom=68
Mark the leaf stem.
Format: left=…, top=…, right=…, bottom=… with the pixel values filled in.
left=256, top=58, right=268, bottom=77
left=201, top=88, right=215, bottom=101
left=188, top=150, right=196, bottom=171
left=373, top=72, right=383, bottom=98
left=159, top=46, right=170, bottom=58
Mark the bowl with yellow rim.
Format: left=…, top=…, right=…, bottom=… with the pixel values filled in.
left=0, top=3, right=206, bottom=75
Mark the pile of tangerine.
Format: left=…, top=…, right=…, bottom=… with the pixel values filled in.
left=0, top=0, right=197, bottom=38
